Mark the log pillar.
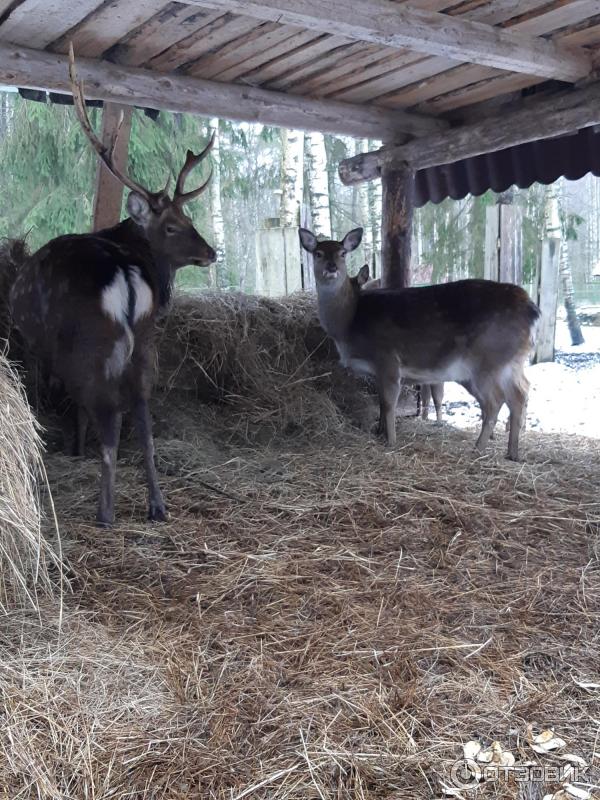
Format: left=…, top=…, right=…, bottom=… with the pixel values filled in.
left=92, top=102, right=133, bottom=232
left=381, top=163, right=415, bottom=289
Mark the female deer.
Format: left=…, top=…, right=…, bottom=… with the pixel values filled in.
left=300, top=227, right=539, bottom=460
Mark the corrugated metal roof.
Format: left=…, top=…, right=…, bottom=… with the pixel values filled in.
left=415, top=125, right=600, bottom=206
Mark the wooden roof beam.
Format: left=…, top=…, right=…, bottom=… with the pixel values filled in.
left=338, top=82, right=600, bottom=185
left=186, top=0, right=593, bottom=82
left=0, top=43, right=444, bottom=140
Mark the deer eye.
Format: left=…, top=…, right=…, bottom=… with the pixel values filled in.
left=165, top=224, right=179, bottom=235
left=314, top=251, right=323, bottom=258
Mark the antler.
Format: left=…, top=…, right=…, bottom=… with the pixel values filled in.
left=68, top=43, right=152, bottom=202
left=173, top=131, right=215, bottom=206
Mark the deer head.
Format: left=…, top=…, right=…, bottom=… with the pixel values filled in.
left=299, top=227, right=363, bottom=288
left=352, top=264, right=371, bottom=289
left=69, top=44, right=216, bottom=270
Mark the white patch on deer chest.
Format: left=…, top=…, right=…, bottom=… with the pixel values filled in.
left=128, top=266, right=153, bottom=323
left=336, top=341, right=376, bottom=376
left=101, top=269, right=129, bottom=325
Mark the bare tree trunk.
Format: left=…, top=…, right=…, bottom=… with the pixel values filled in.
left=556, top=180, right=584, bottom=346
left=559, top=243, right=584, bottom=345
left=346, top=137, right=359, bottom=225
left=280, top=128, right=304, bottom=227
left=367, top=140, right=382, bottom=278
left=305, top=131, right=331, bottom=238
left=357, top=138, right=373, bottom=267
left=208, top=117, right=224, bottom=289
left=545, top=182, right=561, bottom=239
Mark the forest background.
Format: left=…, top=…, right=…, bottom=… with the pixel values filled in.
left=0, top=90, right=599, bottom=306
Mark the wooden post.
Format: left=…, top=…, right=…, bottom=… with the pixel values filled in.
left=381, top=164, right=415, bottom=288
left=534, top=236, right=561, bottom=363
left=484, top=201, right=523, bottom=283
left=92, top=102, right=132, bottom=232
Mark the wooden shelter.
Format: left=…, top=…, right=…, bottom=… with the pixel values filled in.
left=0, top=0, right=600, bottom=287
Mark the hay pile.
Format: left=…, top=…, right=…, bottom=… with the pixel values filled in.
left=0, top=291, right=598, bottom=799
left=0, top=354, right=58, bottom=609
left=156, top=291, right=398, bottom=440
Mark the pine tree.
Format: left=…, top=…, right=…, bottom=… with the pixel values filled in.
left=208, top=117, right=225, bottom=289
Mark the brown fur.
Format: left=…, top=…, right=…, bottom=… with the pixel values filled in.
left=350, top=265, right=445, bottom=424
left=300, top=228, right=539, bottom=460
left=10, top=180, right=215, bottom=526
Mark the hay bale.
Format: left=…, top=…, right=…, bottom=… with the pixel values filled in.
left=156, top=291, right=378, bottom=439
left=0, top=354, right=59, bottom=608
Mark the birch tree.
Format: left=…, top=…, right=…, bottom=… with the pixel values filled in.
left=208, top=117, right=224, bottom=288
left=357, top=138, right=373, bottom=268
left=557, top=179, right=584, bottom=345
left=367, top=139, right=382, bottom=278
left=305, top=131, right=331, bottom=237
left=280, top=128, right=304, bottom=227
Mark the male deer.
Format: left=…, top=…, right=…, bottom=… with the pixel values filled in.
left=10, top=47, right=216, bottom=525
left=350, top=264, right=444, bottom=424
left=300, top=227, right=539, bottom=460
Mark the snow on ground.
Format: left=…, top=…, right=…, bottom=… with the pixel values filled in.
left=442, top=316, right=600, bottom=439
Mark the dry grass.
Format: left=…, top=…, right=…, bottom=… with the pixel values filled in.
left=0, top=354, right=60, bottom=611
left=156, top=291, right=384, bottom=440
left=0, top=291, right=599, bottom=799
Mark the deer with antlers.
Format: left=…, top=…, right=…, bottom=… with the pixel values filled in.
left=9, top=46, right=216, bottom=525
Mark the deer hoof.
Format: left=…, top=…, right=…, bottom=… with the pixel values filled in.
left=95, top=514, right=114, bottom=528
left=148, top=502, right=167, bottom=522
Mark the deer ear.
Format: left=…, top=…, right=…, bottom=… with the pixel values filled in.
left=299, top=228, right=318, bottom=253
left=127, top=191, right=152, bottom=228
left=342, top=228, right=363, bottom=252
left=358, top=264, right=370, bottom=285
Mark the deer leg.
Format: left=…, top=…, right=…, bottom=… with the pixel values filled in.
left=505, top=372, right=529, bottom=462
left=95, top=405, right=122, bottom=527
left=376, top=401, right=385, bottom=436
left=132, top=397, right=166, bottom=522
left=377, top=372, right=401, bottom=446
left=462, top=380, right=492, bottom=438
left=73, top=405, right=89, bottom=457
left=431, top=383, right=444, bottom=424
left=420, top=384, right=432, bottom=420
left=474, top=390, right=502, bottom=454
left=415, top=384, right=422, bottom=418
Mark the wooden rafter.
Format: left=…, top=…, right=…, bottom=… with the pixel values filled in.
left=338, top=82, right=600, bottom=185
left=184, top=0, right=593, bottom=81
left=0, top=43, right=445, bottom=139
